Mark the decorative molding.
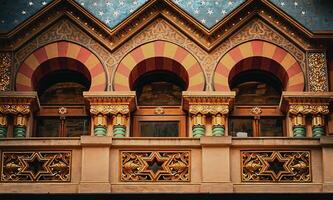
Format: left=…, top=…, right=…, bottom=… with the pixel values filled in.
left=121, top=151, right=190, bottom=182
left=84, top=91, right=136, bottom=115
left=182, top=91, right=235, bottom=114
left=189, top=105, right=229, bottom=115
left=242, top=150, right=311, bottom=182
left=280, top=92, right=333, bottom=115
left=1, top=151, right=71, bottom=182
left=0, top=92, right=40, bottom=114
left=307, top=52, right=329, bottom=92
left=289, top=105, right=329, bottom=115
left=0, top=105, right=30, bottom=115
left=90, top=105, right=130, bottom=115
left=0, top=52, right=11, bottom=91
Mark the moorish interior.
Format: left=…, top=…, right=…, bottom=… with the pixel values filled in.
left=0, top=0, right=333, bottom=194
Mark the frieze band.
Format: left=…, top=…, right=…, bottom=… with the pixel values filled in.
left=241, top=151, right=311, bottom=182
left=121, top=151, right=190, bottom=182
left=1, top=151, right=71, bottom=182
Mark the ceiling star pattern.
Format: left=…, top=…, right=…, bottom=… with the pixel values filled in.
left=121, top=151, right=190, bottom=181
left=242, top=151, right=311, bottom=182
left=270, top=0, right=333, bottom=31
left=1, top=151, right=71, bottom=182
left=0, top=0, right=332, bottom=32
left=0, top=0, right=52, bottom=32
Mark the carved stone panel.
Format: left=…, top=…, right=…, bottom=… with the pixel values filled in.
left=241, top=151, right=311, bottom=182
left=121, top=151, right=190, bottom=182
left=307, top=52, right=329, bottom=92
left=1, top=151, right=71, bottom=182
left=0, top=52, right=11, bottom=91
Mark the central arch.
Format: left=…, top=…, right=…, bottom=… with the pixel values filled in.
left=213, top=40, right=305, bottom=91
left=113, top=41, right=205, bottom=91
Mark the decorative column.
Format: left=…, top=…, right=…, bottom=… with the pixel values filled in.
left=0, top=113, right=7, bottom=137
left=212, top=113, right=226, bottom=136
left=312, top=114, right=325, bottom=138
left=91, top=112, right=108, bottom=136
left=289, top=106, right=306, bottom=138
left=112, top=113, right=127, bottom=138
left=183, top=92, right=235, bottom=137
left=280, top=92, right=333, bottom=138
left=84, top=92, right=136, bottom=137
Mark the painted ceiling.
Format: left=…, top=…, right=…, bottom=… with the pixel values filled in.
left=0, top=0, right=332, bottom=33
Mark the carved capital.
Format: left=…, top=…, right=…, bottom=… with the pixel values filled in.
left=0, top=105, right=30, bottom=115
left=289, top=104, right=329, bottom=115
left=189, top=104, right=229, bottom=115
left=90, top=105, right=130, bottom=115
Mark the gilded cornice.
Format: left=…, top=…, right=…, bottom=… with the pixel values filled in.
left=0, top=91, right=40, bottom=114
left=0, top=0, right=330, bottom=52
left=182, top=91, right=235, bottom=115
left=279, top=92, right=333, bottom=115
left=83, top=91, right=136, bottom=115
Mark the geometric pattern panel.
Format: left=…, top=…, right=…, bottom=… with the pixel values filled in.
left=16, top=41, right=106, bottom=91
left=241, top=151, right=311, bottom=182
left=114, top=41, right=205, bottom=91
left=1, top=151, right=71, bottom=182
left=214, top=40, right=304, bottom=92
left=121, top=151, right=190, bottom=182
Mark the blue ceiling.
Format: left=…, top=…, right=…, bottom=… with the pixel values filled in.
left=0, top=0, right=332, bottom=33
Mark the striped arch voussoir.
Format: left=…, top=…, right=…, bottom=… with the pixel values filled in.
left=16, top=41, right=106, bottom=91
left=213, top=40, right=304, bottom=92
left=113, top=41, right=205, bottom=91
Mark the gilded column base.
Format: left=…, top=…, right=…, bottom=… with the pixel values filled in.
left=212, top=125, right=225, bottom=136
left=0, top=125, right=7, bottom=138
left=312, top=125, right=325, bottom=138
left=293, top=125, right=306, bottom=138
left=192, top=125, right=205, bottom=138
left=13, top=125, right=26, bottom=138
left=113, top=125, right=126, bottom=138
left=94, top=125, right=107, bottom=136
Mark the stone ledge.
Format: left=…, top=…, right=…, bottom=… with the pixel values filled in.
left=80, top=136, right=112, bottom=146
left=320, top=136, right=333, bottom=146
left=0, top=137, right=81, bottom=147
left=200, top=136, right=232, bottom=146
left=232, top=137, right=320, bottom=147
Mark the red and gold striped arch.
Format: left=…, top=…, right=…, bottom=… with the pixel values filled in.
left=113, top=41, right=205, bottom=91
left=16, top=41, right=106, bottom=91
left=213, top=40, right=304, bottom=91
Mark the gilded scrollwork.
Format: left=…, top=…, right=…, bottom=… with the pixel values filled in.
left=289, top=104, right=329, bottom=115
left=90, top=105, right=130, bottom=115
left=121, top=151, right=190, bottom=182
left=307, top=53, right=328, bottom=92
left=0, top=105, right=30, bottom=115
left=242, top=151, right=311, bottom=182
left=189, top=105, right=229, bottom=115
left=0, top=52, right=11, bottom=91
left=1, top=151, right=71, bottom=182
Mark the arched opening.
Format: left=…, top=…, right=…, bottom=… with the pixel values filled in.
left=133, top=70, right=186, bottom=106
left=228, top=57, right=285, bottom=137
left=130, top=57, right=188, bottom=137
left=33, top=58, right=91, bottom=137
